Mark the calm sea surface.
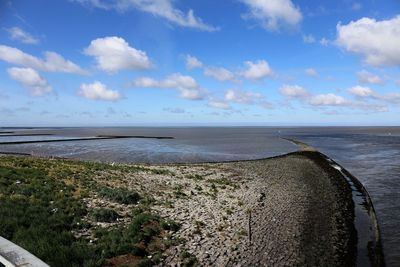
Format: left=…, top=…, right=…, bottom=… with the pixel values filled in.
left=0, top=126, right=399, bottom=265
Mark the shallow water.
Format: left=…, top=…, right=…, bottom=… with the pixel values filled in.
left=0, top=126, right=399, bottom=265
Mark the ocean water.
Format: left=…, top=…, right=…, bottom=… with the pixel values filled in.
left=0, top=126, right=399, bottom=265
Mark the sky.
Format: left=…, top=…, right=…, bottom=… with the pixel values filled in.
left=0, top=0, right=399, bottom=126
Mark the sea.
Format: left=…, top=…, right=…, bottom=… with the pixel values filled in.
left=0, top=126, right=399, bottom=266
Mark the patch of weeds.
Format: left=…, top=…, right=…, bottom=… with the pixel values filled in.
left=194, top=184, right=203, bottom=191
left=0, top=164, right=96, bottom=267
left=163, top=235, right=180, bottom=249
left=225, top=208, right=234, bottom=215
left=91, top=208, right=120, bottom=223
left=99, top=186, right=141, bottom=204
left=161, top=219, right=181, bottom=232
left=186, top=174, right=204, bottom=181
left=150, top=168, right=175, bottom=176
left=237, top=228, right=247, bottom=237
left=0, top=156, right=182, bottom=267
left=181, top=250, right=198, bottom=267
left=173, top=185, right=187, bottom=198
left=208, top=177, right=235, bottom=187
left=194, top=220, right=205, bottom=235
left=217, top=224, right=226, bottom=232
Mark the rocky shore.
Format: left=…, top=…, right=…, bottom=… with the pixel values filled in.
left=1, top=148, right=383, bottom=266
left=150, top=151, right=356, bottom=266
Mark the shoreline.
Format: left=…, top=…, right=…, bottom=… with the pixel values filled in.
left=0, top=144, right=385, bottom=266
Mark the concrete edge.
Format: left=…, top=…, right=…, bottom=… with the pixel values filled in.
left=0, top=237, right=49, bottom=267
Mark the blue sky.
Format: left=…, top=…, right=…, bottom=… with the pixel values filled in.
left=0, top=0, right=399, bottom=126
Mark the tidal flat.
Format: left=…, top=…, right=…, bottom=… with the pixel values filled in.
left=0, top=150, right=382, bottom=266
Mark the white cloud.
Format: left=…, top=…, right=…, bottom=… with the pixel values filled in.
left=224, top=89, right=262, bottom=104
left=357, top=70, right=383, bottom=85
left=349, top=85, right=376, bottom=98
left=279, top=84, right=310, bottom=98
left=208, top=99, right=231, bottom=110
left=131, top=73, right=205, bottom=100
left=84, top=36, right=152, bottom=73
left=0, top=45, right=85, bottom=74
left=78, top=81, right=122, bottom=101
left=7, top=67, right=52, bottom=96
left=336, top=16, right=400, bottom=66
left=241, top=0, right=302, bottom=31
left=240, top=60, right=273, bottom=81
left=185, top=55, right=203, bottom=70
left=382, top=93, right=400, bottom=104
left=75, top=0, right=218, bottom=31
left=280, top=84, right=393, bottom=112
left=303, top=34, right=315, bottom=44
left=204, top=66, right=235, bottom=82
left=320, top=38, right=329, bottom=46
left=7, top=27, right=39, bottom=44
left=305, top=68, right=318, bottom=77
left=309, top=93, right=348, bottom=106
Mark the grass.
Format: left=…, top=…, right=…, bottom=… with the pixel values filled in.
left=91, top=208, right=120, bottom=223
left=186, top=174, right=204, bottom=181
left=180, top=250, right=198, bottom=267
left=99, top=186, right=141, bottom=204
left=0, top=155, right=180, bottom=267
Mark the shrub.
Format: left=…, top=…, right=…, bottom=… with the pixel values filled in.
left=91, top=208, right=120, bottom=222
left=99, top=187, right=141, bottom=204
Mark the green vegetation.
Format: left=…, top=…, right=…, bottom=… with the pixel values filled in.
left=207, top=177, right=237, bottom=188
left=0, top=155, right=180, bottom=267
left=91, top=208, right=120, bottom=223
left=99, top=186, right=141, bottom=204
left=186, top=174, right=204, bottom=181
left=180, top=250, right=198, bottom=267
left=173, top=185, right=187, bottom=198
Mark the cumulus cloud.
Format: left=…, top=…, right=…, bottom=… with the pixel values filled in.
left=224, top=89, right=262, bottom=104
left=305, top=68, right=318, bottom=77
left=382, top=93, right=400, bottom=104
left=241, top=0, right=302, bottom=31
left=336, top=16, right=400, bottom=66
left=357, top=70, right=383, bottom=85
left=349, top=85, right=376, bottom=98
left=208, top=99, right=231, bottom=110
left=309, top=93, right=348, bottom=106
left=0, top=45, right=86, bottom=74
left=7, top=27, right=39, bottom=44
left=348, top=85, right=400, bottom=106
left=280, top=84, right=392, bottom=112
left=7, top=67, right=52, bottom=96
left=78, top=81, right=122, bottom=101
left=84, top=36, right=152, bottom=73
left=131, top=73, right=205, bottom=100
left=185, top=55, right=203, bottom=70
left=303, top=34, right=315, bottom=44
left=204, top=66, right=235, bottom=82
left=279, top=84, right=310, bottom=98
left=205, top=88, right=271, bottom=110
left=74, top=0, right=218, bottom=31
left=240, top=60, right=273, bottom=81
